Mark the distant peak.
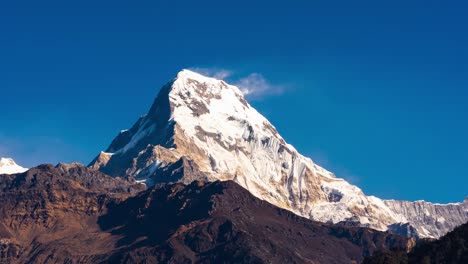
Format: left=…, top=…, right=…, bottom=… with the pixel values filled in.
left=0, top=157, right=17, bottom=166
left=0, top=157, right=28, bottom=174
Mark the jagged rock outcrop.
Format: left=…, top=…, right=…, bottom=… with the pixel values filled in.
left=90, top=69, right=468, bottom=238
left=384, top=199, right=468, bottom=238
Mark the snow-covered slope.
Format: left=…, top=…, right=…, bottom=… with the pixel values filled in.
left=384, top=199, right=468, bottom=238
left=90, top=69, right=468, bottom=238
left=0, top=158, right=28, bottom=174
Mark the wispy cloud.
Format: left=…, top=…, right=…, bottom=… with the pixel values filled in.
left=189, top=67, right=287, bottom=100
left=233, top=73, right=285, bottom=99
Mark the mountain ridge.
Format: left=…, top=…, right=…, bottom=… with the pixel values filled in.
left=0, top=164, right=410, bottom=263
left=90, top=69, right=468, bottom=239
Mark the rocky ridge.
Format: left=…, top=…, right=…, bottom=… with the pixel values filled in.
left=0, top=164, right=410, bottom=263
left=0, top=163, right=146, bottom=263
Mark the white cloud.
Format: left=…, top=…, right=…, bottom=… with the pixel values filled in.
left=233, top=73, right=285, bottom=99
left=189, top=67, right=287, bottom=100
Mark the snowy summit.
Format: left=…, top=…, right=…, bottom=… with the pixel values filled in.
left=0, top=157, right=28, bottom=174
left=90, top=69, right=468, bottom=239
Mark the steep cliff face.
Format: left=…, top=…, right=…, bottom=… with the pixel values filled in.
left=384, top=199, right=468, bottom=238
left=90, top=70, right=468, bottom=238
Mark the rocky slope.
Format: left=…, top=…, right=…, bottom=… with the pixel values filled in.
left=89, top=70, right=468, bottom=238
left=100, top=180, right=410, bottom=264
left=0, top=165, right=410, bottom=263
left=0, top=158, right=27, bottom=175
left=0, top=163, right=146, bottom=263
left=363, top=221, right=468, bottom=263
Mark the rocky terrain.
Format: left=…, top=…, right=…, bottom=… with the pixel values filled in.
left=0, top=163, right=145, bottom=263
left=90, top=69, right=468, bottom=239
left=363, top=221, right=468, bottom=263
left=0, top=164, right=409, bottom=263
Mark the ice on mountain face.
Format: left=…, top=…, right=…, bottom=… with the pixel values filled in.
left=89, top=69, right=468, bottom=239
left=383, top=199, right=468, bottom=238
left=0, top=158, right=28, bottom=174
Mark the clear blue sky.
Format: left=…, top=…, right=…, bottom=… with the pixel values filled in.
left=1, top=0, right=467, bottom=203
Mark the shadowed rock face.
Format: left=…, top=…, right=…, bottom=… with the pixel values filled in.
left=0, top=163, right=146, bottom=264
left=89, top=82, right=176, bottom=178
left=99, top=181, right=409, bottom=264
left=363, top=221, right=468, bottom=264
left=0, top=165, right=408, bottom=263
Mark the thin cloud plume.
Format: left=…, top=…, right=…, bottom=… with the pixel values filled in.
left=233, top=73, right=285, bottom=99
left=189, top=67, right=287, bottom=100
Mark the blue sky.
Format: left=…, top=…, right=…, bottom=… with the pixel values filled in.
left=1, top=0, right=467, bottom=203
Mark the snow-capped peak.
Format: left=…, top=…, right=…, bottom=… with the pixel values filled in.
left=0, top=157, right=28, bottom=174
left=90, top=70, right=468, bottom=239
left=176, top=69, right=230, bottom=84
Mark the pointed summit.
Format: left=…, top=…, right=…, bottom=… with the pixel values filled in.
left=0, top=157, right=28, bottom=174
left=90, top=70, right=468, bottom=239
left=89, top=69, right=277, bottom=180
left=169, top=69, right=250, bottom=120
left=171, top=69, right=244, bottom=99
left=175, top=68, right=226, bottom=82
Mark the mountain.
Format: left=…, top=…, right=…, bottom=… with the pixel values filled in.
left=363, top=221, right=468, bottom=264
left=100, top=180, right=410, bottom=263
left=90, top=69, right=468, bottom=239
left=0, top=158, right=28, bottom=175
left=0, top=163, right=146, bottom=263
left=0, top=164, right=409, bottom=263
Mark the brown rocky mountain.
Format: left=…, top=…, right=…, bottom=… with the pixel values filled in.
left=0, top=164, right=410, bottom=263
left=0, top=163, right=145, bottom=263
